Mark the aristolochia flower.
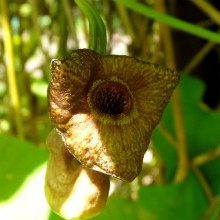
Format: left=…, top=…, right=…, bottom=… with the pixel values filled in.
left=48, top=49, right=180, bottom=182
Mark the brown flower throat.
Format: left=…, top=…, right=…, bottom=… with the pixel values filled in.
left=91, top=81, right=132, bottom=116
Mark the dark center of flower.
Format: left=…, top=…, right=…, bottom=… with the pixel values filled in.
left=92, top=82, right=132, bottom=116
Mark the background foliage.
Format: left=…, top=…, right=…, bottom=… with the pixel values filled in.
left=0, top=0, right=220, bottom=220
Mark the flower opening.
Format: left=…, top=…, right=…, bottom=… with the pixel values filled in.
left=91, top=81, right=131, bottom=115
left=87, top=78, right=138, bottom=125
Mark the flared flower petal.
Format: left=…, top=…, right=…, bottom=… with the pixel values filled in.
left=48, top=49, right=180, bottom=182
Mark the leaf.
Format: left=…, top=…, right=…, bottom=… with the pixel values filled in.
left=48, top=211, right=65, bottom=220
left=206, top=197, right=220, bottom=220
left=174, top=76, right=220, bottom=195
left=178, top=76, right=220, bottom=157
left=0, top=164, right=50, bottom=220
left=92, top=172, right=207, bottom=220
left=201, top=158, right=220, bottom=195
left=92, top=198, right=139, bottom=220
left=152, top=75, right=220, bottom=188
left=151, top=127, right=177, bottom=182
left=0, top=135, right=47, bottom=200
left=138, top=171, right=207, bottom=220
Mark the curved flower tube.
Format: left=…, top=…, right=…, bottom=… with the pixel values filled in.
left=47, top=49, right=180, bottom=182
left=45, top=129, right=110, bottom=220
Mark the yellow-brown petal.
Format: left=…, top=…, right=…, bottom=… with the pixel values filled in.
left=48, top=49, right=180, bottom=182
left=63, top=113, right=151, bottom=182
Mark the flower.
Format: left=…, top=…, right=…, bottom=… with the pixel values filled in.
left=48, top=49, right=180, bottom=182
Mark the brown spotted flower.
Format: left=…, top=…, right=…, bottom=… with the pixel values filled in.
left=48, top=49, right=180, bottom=182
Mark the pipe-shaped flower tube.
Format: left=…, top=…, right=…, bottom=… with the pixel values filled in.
left=45, top=129, right=110, bottom=220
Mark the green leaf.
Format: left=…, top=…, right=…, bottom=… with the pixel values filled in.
left=92, top=198, right=140, bottom=220
left=208, top=199, right=220, bottom=220
left=177, top=76, right=220, bottom=157
left=151, top=127, right=177, bottom=182
left=0, top=163, right=50, bottom=220
left=92, top=172, right=207, bottom=220
left=138, top=171, right=207, bottom=220
left=0, top=135, right=47, bottom=200
left=48, top=211, right=64, bottom=220
left=152, top=75, right=220, bottom=184
left=201, top=158, right=220, bottom=195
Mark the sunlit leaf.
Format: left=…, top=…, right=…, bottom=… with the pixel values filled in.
left=0, top=135, right=47, bottom=200
left=93, top=172, right=207, bottom=220
left=137, top=172, right=207, bottom=220
left=0, top=164, right=50, bottom=220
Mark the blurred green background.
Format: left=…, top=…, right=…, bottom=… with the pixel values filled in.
left=0, top=0, right=220, bottom=219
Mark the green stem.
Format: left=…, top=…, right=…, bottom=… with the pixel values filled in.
left=113, top=0, right=220, bottom=44
left=75, top=0, right=107, bottom=54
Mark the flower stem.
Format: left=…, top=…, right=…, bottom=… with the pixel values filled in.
left=75, top=0, right=107, bottom=55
